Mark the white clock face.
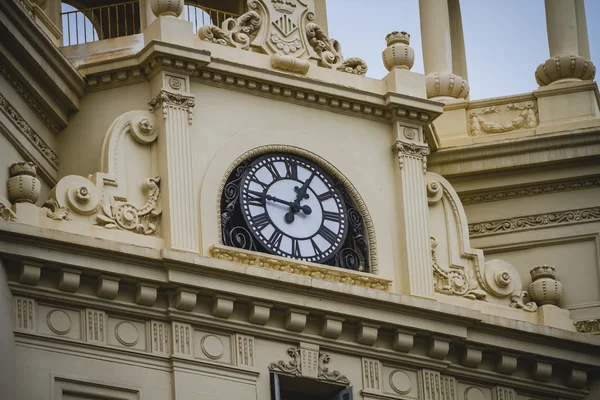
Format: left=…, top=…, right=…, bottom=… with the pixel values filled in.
left=239, top=154, right=348, bottom=263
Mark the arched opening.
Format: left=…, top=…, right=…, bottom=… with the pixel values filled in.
left=60, top=1, right=141, bottom=46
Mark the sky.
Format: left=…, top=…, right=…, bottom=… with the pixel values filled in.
left=327, top=0, right=599, bottom=100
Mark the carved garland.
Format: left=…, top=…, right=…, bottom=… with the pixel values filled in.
left=468, top=101, right=538, bottom=136
left=269, top=347, right=350, bottom=385
left=574, top=319, right=600, bottom=333
left=216, top=145, right=378, bottom=273
left=468, top=207, right=600, bottom=237
left=0, top=93, right=59, bottom=169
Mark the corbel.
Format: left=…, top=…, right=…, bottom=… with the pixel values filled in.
left=428, top=338, right=450, bottom=360
left=567, top=368, right=587, bottom=389
left=97, top=275, right=120, bottom=299
left=172, top=288, right=198, bottom=311
left=249, top=300, right=272, bottom=325
left=212, top=294, right=235, bottom=318
left=496, top=353, right=518, bottom=375
left=357, top=321, right=380, bottom=346
left=532, top=360, right=552, bottom=381
left=285, top=308, right=309, bottom=332
left=462, top=346, right=483, bottom=368
left=321, top=314, right=345, bottom=339
left=58, top=268, right=81, bottom=292
left=393, top=328, right=415, bottom=352
left=19, top=262, right=41, bottom=286
left=135, top=283, right=159, bottom=306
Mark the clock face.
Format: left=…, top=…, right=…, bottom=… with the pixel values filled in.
left=239, top=154, right=348, bottom=263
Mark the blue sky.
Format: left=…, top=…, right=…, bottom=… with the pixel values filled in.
left=327, top=0, right=599, bottom=100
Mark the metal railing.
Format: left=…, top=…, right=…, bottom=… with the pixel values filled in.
left=61, top=1, right=140, bottom=46
left=183, top=3, right=239, bottom=34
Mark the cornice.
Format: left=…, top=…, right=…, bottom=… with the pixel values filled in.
left=429, top=127, right=600, bottom=177
left=468, top=206, right=600, bottom=237
left=459, top=175, right=600, bottom=205
left=76, top=41, right=443, bottom=125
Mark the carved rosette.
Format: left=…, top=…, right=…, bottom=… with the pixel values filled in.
left=535, top=55, right=596, bottom=86
left=425, top=72, right=469, bottom=101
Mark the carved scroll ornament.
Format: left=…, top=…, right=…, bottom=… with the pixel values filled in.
left=198, top=11, right=261, bottom=50
left=269, top=347, right=349, bottom=385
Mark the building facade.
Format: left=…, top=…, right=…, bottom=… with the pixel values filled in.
left=0, top=0, right=599, bottom=399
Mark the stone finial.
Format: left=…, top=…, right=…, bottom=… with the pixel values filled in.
left=528, top=265, right=563, bottom=306
left=425, top=72, right=469, bottom=102
left=535, top=55, right=596, bottom=86
left=382, top=31, right=414, bottom=71
left=150, top=0, right=184, bottom=18
left=7, top=162, right=40, bottom=204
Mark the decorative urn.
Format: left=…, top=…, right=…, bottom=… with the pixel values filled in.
left=150, top=0, right=184, bottom=18
left=382, top=31, right=414, bottom=71
left=7, top=162, right=40, bottom=204
left=528, top=265, right=563, bottom=306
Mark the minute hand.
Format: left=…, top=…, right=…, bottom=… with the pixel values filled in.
left=249, top=191, right=312, bottom=214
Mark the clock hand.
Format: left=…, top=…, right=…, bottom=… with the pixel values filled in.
left=249, top=190, right=312, bottom=217
left=285, top=172, right=316, bottom=223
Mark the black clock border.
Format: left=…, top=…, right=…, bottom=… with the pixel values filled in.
left=239, top=153, right=349, bottom=263
left=220, top=152, right=371, bottom=273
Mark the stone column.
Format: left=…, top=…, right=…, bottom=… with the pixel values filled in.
left=536, top=0, right=595, bottom=86
left=418, top=0, right=469, bottom=102
left=392, top=123, right=435, bottom=299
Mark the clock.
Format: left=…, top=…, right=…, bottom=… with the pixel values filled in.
left=238, top=153, right=348, bottom=263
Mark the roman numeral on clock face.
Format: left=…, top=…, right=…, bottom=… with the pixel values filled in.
left=250, top=213, right=270, bottom=231
left=291, top=238, right=301, bottom=258
left=310, top=238, right=322, bottom=256
left=318, top=225, right=338, bottom=244
left=323, top=211, right=341, bottom=223
left=284, top=159, right=298, bottom=180
left=317, top=191, right=335, bottom=202
left=265, top=163, right=281, bottom=180
left=268, top=229, right=284, bottom=248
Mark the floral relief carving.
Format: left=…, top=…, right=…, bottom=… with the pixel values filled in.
left=0, top=93, right=59, bottom=169
left=509, top=291, right=537, bottom=312
left=469, top=101, right=538, bottom=136
left=0, top=203, right=17, bottom=222
left=96, top=177, right=162, bottom=235
left=148, top=90, right=195, bottom=124
left=268, top=347, right=350, bottom=385
left=42, top=199, right=70, bottom=221
left=391, top=140, right=430, bottom=173
left=431, top=237, right=486, bottom=300
left=574, top=319, right=600, bottom=333
left=468, top=207, right=600, bottom=237
left=198, top=11, right=262, bottom=50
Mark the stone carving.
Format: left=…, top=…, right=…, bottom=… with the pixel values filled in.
left=200, top=334, right=225, bottom=360
left=198, top=11, right=262, bottom=50
left=85, top=309, right=106, bottom=344
left=235, top=334, right=255, bottom=367
left=460, top=177, right=600, bottom=205
left=172, top=322, right=193, bottom=357
left=150, top=320, right=170, bottom=356
left=319, top=352, right=350, bottom=385
left=199, top=0, right=367, bottom=75
left=42, top=199, right=70, bottom=221
left=168, top=77, right=181, bottom=91
left=509, top=291, right=538, bottom=312
left=47, top=309, right=72, bottom=335
left=115, top=321, right=140, bottom=347
left=431, top=237, right=486, bottom=300
left=425, top=72, right=469, bottom=101
left=468, top=207, right=600, bottom=237
left=0, top=60, right=60, bottom=134
left=300, top=342, right=319, bottom=378
left=7, top=162, right=41, bottom=204
left=148, top=90, right=195, bottom=124
left=210, top=245, right=391, bottom=290
left=269, top=347, right=302, bottom=376
left=269, top=347, right=349, bottom=385
left=382, top=31, right=414, bottom=71
left=528, top=266, right=563, bottom=306
left=392, top=139, right=430, bottom=172
left=150, top=0, right=183, bottom=17
left=96, top=177, right=161, bottom=235
left=469, top=101, right=538, bottom=136
left=481, top=259, right=521, bottom=298
left=14, top=297, right=36, bottom=332
left=389, top=370, right=412, bottom=395
left=362, top=358, right=382, bottom=392
left=0, top=203, right=17, bottom=222
left=536, top=55, right=596, bottom=86
left=574, top=319, right=600, bottom=333
left=0, top=94, right=59, bottom=169
left=306, top=23, right=367, bottom=75
left=421, top=370, right=457, bottom=400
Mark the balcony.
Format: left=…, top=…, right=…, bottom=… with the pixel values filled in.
left=60, top=0, right=239, bottom=47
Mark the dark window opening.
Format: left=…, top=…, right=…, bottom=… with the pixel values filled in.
left=271, top=374, right=353, bottom=400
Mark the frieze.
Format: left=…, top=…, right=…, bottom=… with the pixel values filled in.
left=460, top=177, right=600, bottom=205
left=468, top=206, right=600, bottom=237
left=210, top=244, right=391, bottom=290
left=0, top=60, right=61, bottom=134
left=0, top=93, right=59, bottom=169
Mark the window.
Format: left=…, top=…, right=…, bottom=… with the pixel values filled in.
left=271, top=374, right=353, bottom=400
